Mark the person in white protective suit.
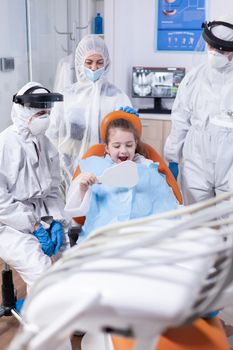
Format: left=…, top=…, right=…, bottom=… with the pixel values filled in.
left=46, top=34, right=132, bottom=197
left=164, top=16, right=233, bottom=205
left=0, top=82, right=70, bottom=290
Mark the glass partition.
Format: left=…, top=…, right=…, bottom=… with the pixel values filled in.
left=0, top=0, right=96, bottom=132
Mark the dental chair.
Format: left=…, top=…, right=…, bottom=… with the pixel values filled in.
left=8, top=111, right=231, bottom=350
left=8, top=190, right=233, bottom=350
left=66, top=111, right=230, bottom=350
left=76, top=112, right=229, bottom=350
left=72, top=110, right=182, bottom=228
left=74, top=142, right=182, bottom=202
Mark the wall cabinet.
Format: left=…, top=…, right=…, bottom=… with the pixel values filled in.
left=141, top=118, right=171, bottom=159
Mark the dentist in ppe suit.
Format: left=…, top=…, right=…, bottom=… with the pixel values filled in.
left=0, top=82, right=70, bottom=290
left=164, top=16, right=233, bottom=205
left=47, top=34, right=132, bottom=197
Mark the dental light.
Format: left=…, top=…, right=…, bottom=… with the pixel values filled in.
left=8, top=191, right=233, bottom=350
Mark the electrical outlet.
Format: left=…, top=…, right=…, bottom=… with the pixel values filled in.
left=0, top=57, right=14, bottom=72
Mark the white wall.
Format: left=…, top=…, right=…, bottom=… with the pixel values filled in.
left=104, top=0, right=233, bottom=108
left=0, top=0, right=28, bottom=130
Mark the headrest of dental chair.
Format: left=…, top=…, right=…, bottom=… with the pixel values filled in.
left=100, top=111, right=142, bottom=142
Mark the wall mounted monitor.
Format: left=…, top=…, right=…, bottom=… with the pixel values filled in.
left=132, top=66, right=185, bottom=113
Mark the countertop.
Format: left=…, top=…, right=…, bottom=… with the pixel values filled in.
left=140, top=113, right=171, bottom=121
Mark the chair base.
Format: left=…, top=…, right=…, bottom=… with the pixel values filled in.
left=1, top=267, right=16, bottom=317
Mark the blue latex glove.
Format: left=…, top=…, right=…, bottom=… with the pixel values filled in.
left=33, top=224, right=54, bottom=257
left=49, top=220, right=64, bottom=255
left=168, top=162, right=179, bottom=180
left=119, top=106, right=139, bottom=116
left=203, top=310, right=220, bottom=319
left=15, top=298, right=25, bottom=314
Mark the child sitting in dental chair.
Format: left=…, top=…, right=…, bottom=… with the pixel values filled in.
left=65, top=110, right=180, bottom=242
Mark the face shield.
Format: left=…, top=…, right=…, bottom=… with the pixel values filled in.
left=193, top=20, right=233, bottom=67
left=200, top=21, right=233, bottom=128
left=13, top=85, right=63, bottom=109
left=202, top=21, right=233, bottom=52
left=11, top=83, right=64, bottom=136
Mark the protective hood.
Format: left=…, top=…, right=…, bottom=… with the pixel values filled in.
left=75, top=34, right=110, bottom=82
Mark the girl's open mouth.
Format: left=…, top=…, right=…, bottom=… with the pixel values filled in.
left=118, top=156, right=128, bottom=161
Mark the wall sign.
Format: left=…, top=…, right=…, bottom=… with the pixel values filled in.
left=156, top=0, right=206, bottom=51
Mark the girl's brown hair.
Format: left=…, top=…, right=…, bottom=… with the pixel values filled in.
left=105, top=118, right=148, bottom=157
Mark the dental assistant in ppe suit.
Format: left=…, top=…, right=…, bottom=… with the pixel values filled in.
left=0, top=82, right=70, bottom=290
left=46, top=34, right=132, bottom=197
left=164, top=17, right=233, bottom=205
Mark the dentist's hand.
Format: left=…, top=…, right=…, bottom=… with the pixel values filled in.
left=119, top=106, right=139, bottom=116
left=169, top=162, right=179, bottom=181
left=33, top=224, right=54, bottom=257
left=49, top=220, right=64, bottom=255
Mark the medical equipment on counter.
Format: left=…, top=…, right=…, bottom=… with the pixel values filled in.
left=7, top=190, right=233, bottom=350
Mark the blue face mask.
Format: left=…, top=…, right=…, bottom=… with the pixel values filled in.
left=84, top=67, right=105, bottom=82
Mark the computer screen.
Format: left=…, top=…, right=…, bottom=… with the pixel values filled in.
left=132, top=66, right=185, bottom=98
left=132, top=66, right=185, bottom=113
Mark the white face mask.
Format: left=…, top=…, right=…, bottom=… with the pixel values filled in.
left=28, top=115, right=50, bottom=136
left=207, top=50, right=230, bottom=70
